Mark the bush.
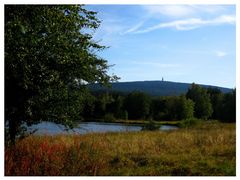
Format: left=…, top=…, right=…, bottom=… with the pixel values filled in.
left=154, top=112, right=167, bottom=121
left=179, top=118, right=201, bottom=128
left=104, top=113, right=116, bottom=122
left=142, top=120, right=160, bottom=131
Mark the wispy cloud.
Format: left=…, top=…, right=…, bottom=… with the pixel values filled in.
left=142, top=5, right=229, bottom=19
left=191, top=5, right=226, bottom=14
left=122, top=5, right=235, bottom=34
left=121, top=21, right=145, bottom=34
left=127, top=15, right=235, bottom=34
left=215, top=51, right=228, bottom=57
left=143, top=5, right=196, bottom=18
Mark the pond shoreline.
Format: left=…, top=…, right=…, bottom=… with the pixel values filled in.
left=28, top=121, right=179, bottom=135
left=81, top=118, right=180, bottom=126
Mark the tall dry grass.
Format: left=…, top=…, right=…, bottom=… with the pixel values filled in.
left=5, top=122, right=235, bottom=176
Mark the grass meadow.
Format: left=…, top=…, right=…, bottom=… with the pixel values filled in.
left=5, top=121, right=235, bottom=176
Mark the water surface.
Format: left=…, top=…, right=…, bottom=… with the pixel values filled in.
left=28, top=121, right=178, bottom=135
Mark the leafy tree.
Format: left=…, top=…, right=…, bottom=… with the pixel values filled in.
left=106, top=95, right=124, bottom=119
left=151, top=98, right=166, bottom=120
left=142, top=119, right=160, bottom=131
left=207, top=87, right=224, bottom=119
left=81, top=93, right=96, bottom=119
left=219, top=89, right=236, bottom=122
left=124, top=91, right=151, bottom=120
left=5, top=5, right=118, bottom=143
left=177, top=95, right=195, bottom=120
left=186, top=83, right=213, bottom=119
left=164, top=96, right=179, bottom=120
left=157, top=95, right=194, bottom=121
left=93, top=93, right=113, bottom=118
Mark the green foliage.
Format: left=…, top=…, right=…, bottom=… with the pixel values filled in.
left=207, top=87, right=224, bottom=119
left=85, top=86, right=235, bottom=124
left=179, top=118, right=201, bottom=128
left=218, top=89, right=236, bottom=122
left=93, top=93, right=112, bottom=118
left=186, top=83, right=213, bottom=119
left=178, top=95, right=195, bottom=119
left=151, top=96, right=194, bottom=121
left=106, top=95, right=124, bottom=119
left=124, top=111, right=128, bottom=120
left=151, top=98, right=166, bottom=120
left=104, top=113, right=116, bottom=122
left=117, top=110, right=128, bottom=120
left=5, top=5, right=119, bottom=143
left=207, top=87, right=236, bottom=122
left=124, top=91, right=151, bottom=120
left=81, top=93, right=96, bottom=119
left=141, top=120, right=160, bottom=131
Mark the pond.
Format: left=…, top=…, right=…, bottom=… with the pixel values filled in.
left=28, top=121, right=178, bottom=135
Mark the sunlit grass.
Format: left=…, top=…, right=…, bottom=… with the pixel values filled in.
left=5, top=121, right=235, bottom=176
left=114, top=119, right=180, bottom=125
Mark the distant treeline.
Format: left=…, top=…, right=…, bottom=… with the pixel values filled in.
left=82, top=83, right=236, bottom=123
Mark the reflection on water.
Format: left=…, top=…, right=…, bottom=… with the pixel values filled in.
left=28, top=121, right=178, bottom=135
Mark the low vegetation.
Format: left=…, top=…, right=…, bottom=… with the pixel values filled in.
left=5, top=121, right=235, bottom=176
left=5, top=6, right=236, bottom=177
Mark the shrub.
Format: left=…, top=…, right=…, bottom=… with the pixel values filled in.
left=179, top=118, right=201, bottom=128
left=154, top=112, right=167, bottom=121
left=142, top=120, right=160, bottom=131
left=104, top=113, right=116, bottom=122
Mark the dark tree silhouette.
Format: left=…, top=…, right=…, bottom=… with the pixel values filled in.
left=5, top=5, right=118, bottom=143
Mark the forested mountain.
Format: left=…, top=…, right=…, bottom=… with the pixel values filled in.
left=87, top=81, right=232, bottom=96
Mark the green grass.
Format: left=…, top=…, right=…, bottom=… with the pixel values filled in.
left=5, top=121, right=235, bottom=176
left=83, top=118, right=180, bottom=126
left=112, top=119, right=180, bottom=126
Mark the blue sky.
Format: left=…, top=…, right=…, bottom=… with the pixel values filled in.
left=86, top=5, right=236, bottom=88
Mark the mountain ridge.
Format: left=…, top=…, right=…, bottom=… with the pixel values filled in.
left=87, top=80, right=233, bottom=96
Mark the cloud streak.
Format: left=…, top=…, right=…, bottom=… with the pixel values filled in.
left=142, top=5, right=227, bottom=19
left=215, top=51, right=227, bottom=57
left=143, top=5, right=196, bottom=18
left=126, top=14, right=235, bottom=34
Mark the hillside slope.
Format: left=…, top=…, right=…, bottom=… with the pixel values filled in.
left=87, top=80, right=232, bottom=96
